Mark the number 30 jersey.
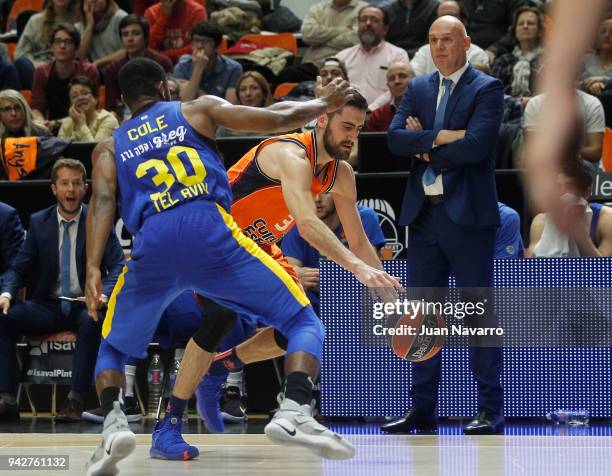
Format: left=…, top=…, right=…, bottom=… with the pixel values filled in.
left=113, top=101, right=232, bottom=235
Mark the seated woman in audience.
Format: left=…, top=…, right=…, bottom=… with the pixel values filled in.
left=76, top=0, right=128, bottom=68
left=491, top=6, right=545, bottom=106
left=216, top=71, right=272, bottom=138
left=14, top=0, right=83, bottom=89
left=582, top=16, right=612, bottom=96
left=581, top=16, right=612, bottom=126
left=0, top=89, right=49, bottom=138
left=58, top=76, right=118, bottom=141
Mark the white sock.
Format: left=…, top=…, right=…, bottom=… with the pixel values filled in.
left=226, top=369, right=244, bottom=394
left=174, top=348, right=185, bottom=360
left=125, top=364, right=136, bottom=398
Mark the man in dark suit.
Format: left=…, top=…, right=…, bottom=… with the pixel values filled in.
left=0, top=202, right=25, bottom=290
left=383, top=15, right=504, bottom=434
left=0, top=159, right=125, bottom=422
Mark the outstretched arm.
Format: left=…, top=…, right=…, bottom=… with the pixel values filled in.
left=331, top=161, right=382, bottom=270
left=86, top=138, right=117, bottom=320
left=187, top=78, right=352, bottom=136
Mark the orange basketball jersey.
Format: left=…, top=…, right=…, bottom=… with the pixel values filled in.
left=228, top=131, right=339, bottom=246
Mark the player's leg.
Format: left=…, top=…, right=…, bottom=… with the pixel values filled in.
left=82, top=292, right=203, bottom=425
left=86, top=259, right=190, bottom=474
left=206, top=244, right=297, bottom=374
left=188, top=206, right=354, bottom=459
left=208, top=326, right=287, bottom=374
left=196, top=311, right=257, bottom=432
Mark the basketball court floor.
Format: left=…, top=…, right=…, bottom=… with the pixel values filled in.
left=1, top=418, right=612, bottom=475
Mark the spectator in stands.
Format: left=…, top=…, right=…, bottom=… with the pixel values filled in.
left=582, top=17, right=612, bottom=90
left=0, top=60, right=21, bottom=92
left=282, top=192, right=385, bottom=315
left=336, top=5, right=409, bottom=105
left=14, top=0, right=84, bottom=89
left=76, top=0, right=128, bottom=68
left=366, top=61, right=414, bottom=131
left=0, top=159, right=125, bottom=422
left=31, top=24, right=100, bottom=135
left=174, top=22, right=242, bottom=103
left=523, top=88, right=605, bottom=170
left=319, top=57, right=349, bottom=85
left=0, top=202, right=24, bottom=298
left=144, top=0, right=207, bottom=64
left=216, top=71, right=272, bottom=137
left=462, top=0, right=526, bottom=64
left=526, top=160, right=612, bottom=257
left=491, top=6, right=545, bottom=103
left=384, top=0, right=439, bottom=58
left=411, top=1, right=490, bottom=76
left=58, top=76, right=119, bottom=141
left=581, top=16, right=612, bottom=126
left=0, top=90, right=49, bottom=138
left=285, top=57, right=349, bottom=102
left=495, top=202, right=524, bottom=258
left=104, top=15, right=173, bottom=114
left=300, top=0, right=366, bottom=76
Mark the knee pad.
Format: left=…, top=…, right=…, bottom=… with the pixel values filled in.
left=192, top=297, right=237, bottom=353
left=277, top=307, right=325, bottom=361
left=95, top=339, right=128, bottom=381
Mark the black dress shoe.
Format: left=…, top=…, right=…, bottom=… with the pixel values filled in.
left=380, top=409, right=437, bottom=433
left=463, top=410, right=504, bottom=435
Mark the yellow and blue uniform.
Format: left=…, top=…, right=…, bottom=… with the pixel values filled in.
left=98, top=101, right=319, bottom=362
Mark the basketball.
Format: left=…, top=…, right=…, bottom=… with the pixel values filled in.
left=389, top=304, right=446, bottom=362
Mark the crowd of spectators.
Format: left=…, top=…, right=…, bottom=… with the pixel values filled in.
left=0, top=0, right=608, bottom=170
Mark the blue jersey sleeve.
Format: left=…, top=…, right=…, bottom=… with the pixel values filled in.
left=495, top=203, right=523, bottom=259
left=358, top=206, right=386, bottom=249
left=281, top=227, right=315, bottom=267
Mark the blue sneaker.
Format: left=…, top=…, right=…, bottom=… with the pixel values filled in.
left=196, top=373, right=226, bottom=433
left=150, top=415, right=199, bottom=461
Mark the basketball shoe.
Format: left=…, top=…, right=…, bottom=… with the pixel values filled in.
left=82, top=396, right=143, bottom=424
left=85, top=401, right=137, bottom=476
left=150, top=414, right=199, bottom=460
left=195, top=373, right=226, bottom=433
left=220, top=386, right=248, bottom=423
left=264, top=395, right=355, bottom=460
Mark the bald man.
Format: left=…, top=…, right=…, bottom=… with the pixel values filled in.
left=411, top=0, right=490, bottom=76
left=384, top=15, right=505, bottom=435
left=366, top=61, right=414, bottom=131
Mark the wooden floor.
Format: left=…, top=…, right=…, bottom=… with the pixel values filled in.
left=2, top=432, right=612, bottom=475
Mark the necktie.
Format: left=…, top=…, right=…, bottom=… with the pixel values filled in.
left=423, top=78, right=453, bottom=187
left=60, top=220, right=74, bottom=315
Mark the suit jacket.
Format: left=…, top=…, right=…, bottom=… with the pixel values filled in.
left=388, top=64, right=503, bottom=228
left=2, top=204, right=125, bottom=300
left=0, top=202, right=25, bottom=288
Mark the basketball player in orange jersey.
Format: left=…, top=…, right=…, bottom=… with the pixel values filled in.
left=169, top=90, right=402, bottom=456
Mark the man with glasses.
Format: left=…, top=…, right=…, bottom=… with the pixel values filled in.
left=30, top=24, right=99, bottom=135
left=173, top=22, right=242, bottom=103
left=105, top=15, right=173, bottom=115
